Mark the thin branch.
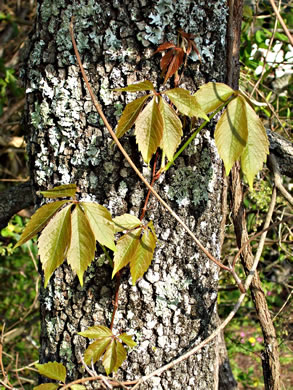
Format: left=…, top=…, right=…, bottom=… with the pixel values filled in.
left=268, top=0, right=293, bottom=46
left=268, top=154, right=293, bottom=206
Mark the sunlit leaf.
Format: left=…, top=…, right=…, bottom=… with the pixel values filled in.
left=33, top=384, right=59, bottom=390
left=70, top=385, right=86, bottom=390
left=119, top=333, right=137, bottom=348
left=162, top=48, right=185, bottom=84
left=79, top=325, right=113, bottom=339
left=35, top=362, right=66, bottom=382
left=83, top=338, right=112, bottom=366
left=14, top=200, right=69, bottom=248
left=112, top=214, right=141, bottom=233
left=164, top=88, right=208, bottom=120
left=116, top=95, right=150, bottom=139
left=241, top=99, right=269, bottom=188
left=39, top=184, right=77, bottom=199
left=103, top=339, right=117, bottom=375
left=112, top=228, right=142, bottom=277
left=114, top=80, right=155, bottom=92
left=159, top=96, right=183, bottom=160
left=67, top=205, right=96, bottom=286
left=38, top=204, right=72, bottom=287
left=193, top=82, right=234, bottom=113
left=130, top=227, right=157, bottom=285
left=81, top=202, right=116, bottom=252
left=113, top=340, right=127, bottom=372
left=215, top=96, right=248, bottom=175
left=135, top=97, right=163, bottom=163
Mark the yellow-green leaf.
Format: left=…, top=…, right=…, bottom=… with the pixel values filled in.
left=116, top=95, right=150, bottom=139
left=39, top=184, right=77, bottom=199
left=79, top=325, right=113, bottom=339
left=114, top=80, right=155, bottom=92
left=38, top=204, right=72, bottom=287
left=164, top=88, right=208, bottom=120
left=83, top=338, right=112, bottom=365
left=67, top=205, right=96, bottom=286
left=215, top=96, right=248, bottom=175
left=33, top=384, right=59, bottom=390
left=159, top=96, right=183, bottom=161
left=14, top=200, right=69, bottom=248
left=193, top=82, right=234, bottom=113
left=35, top=362, right=66, bottom=383
left=113, top=340, right=127, bottom=372
left=112, top=228, right=142, bottom=277
left=103, top=339, right=117, bottom=375
left=241, top=100, right=269, bottom=188
left=70, top=385, right=86, bottom=390
left=119, top=333, right=137, bottom=348
left=112, top=214, right=141, bottom=233
left=81, top=202, right=116, bottom=252
left=135, top=97, right=163, bottom=163
left=130, top=227, right=157, bottom=285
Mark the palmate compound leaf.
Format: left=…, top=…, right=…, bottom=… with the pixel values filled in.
left=14, top=200, right=69, bottom=248
left=193, top=82, right=234, bottom=114
left=35, top=361, right=66, bottom=383
left=114, top=80, right=155, bottom=93
left=80, top=202, right=116, bottom=252
left=135, top=96, right=163, bottom=163
left=66, top=204, right=96, bottom=286
left=39, top=184, right=77, bottom=199
left=38, top=204, right=72, bottom=287
left=159, top=96, right=183, bottom=161
left=33, top=384, right=59, bottom=390
left=115, top=95, right=150, bottom=139
left=164, top=88, right=209, bottom=120
left=214, top=95, right=248, bottom=175
left=241, top=99, right=269, bottom=188
left=112, top=213, right=142, bottom=233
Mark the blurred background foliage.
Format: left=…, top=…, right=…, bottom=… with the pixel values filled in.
left=0, top=0, right=292, bottom=389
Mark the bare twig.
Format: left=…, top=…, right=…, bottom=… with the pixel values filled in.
left=268, top=154, right=293, bottom=206
left=268, top=0, right=293, bottom=46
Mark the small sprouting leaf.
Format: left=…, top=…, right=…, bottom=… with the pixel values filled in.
left=67, top=205, right=96, bottom=286
left=119, top=333, right=137, bottom=348
left=14, top=200, right=69, bottom=248
left=79, top=325, right=113, bottom=339
left=130, top=226, right=157, bottom=285
left=135, top=97, right=163, bottom=163
left=241, top=99, right=269, bottom=188
left=215, top=95, right=248, bottom=175
left=112, top=214, right=141, bottom=233
left=164, top=88, right=208, bottom=120
left=83, top=338, right=112, bottom=366
left=39, top=184, right=77, bottom=199
left=159, top=96, right=183, bottom=161
left=114, top=80, right=155, bottom=92
left=38, top=204, right=72, bottom=287
left=153, top=42, right=176, bottom=54
left=81, top=202, right=116, bottom=252
left=116, top=95, right=150, bottom=139
left=33, top=384, right=59, bottom=390
left=35, top=362, right=66, bottom=383
left=193, top=82, right=234, bottom=113
left=112, top=228, right=142, bottom=277
left=161, top=48, right=185, bottom=84
left=70, top=385, right=87, bottom=390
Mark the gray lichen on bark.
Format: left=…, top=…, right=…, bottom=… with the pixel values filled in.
left=23, top=0, right=230, bottom=388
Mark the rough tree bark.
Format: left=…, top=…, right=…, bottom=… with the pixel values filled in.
left=23, top=1, right=241, bottom=388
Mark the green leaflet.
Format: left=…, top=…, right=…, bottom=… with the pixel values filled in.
left=83, top=338, right=112, bottom=366
left=114, top=80, right=155, bottom=92
left=39, top=183, right=77, bottom=198
left=193, top=82, right=234, bottom=113
left=135, top=97, right=163, bottom=163
left=215, top=95, right=248, bottom=175
left=69, top=385, right=87, bottom=390
left=38, top=204, right=72, bottom=287
left=116, top=95, right=150, bottom=139
left=241, top=99, right=269, bottom=188
left=81, top=202, right=116, bottom=252
left=112, top=213, right=141, bottom=233
left=67, top=205, right=96, bottom=286
left=79, top=325, right=113, bottom=339
left=35, top=361, right=66, bottom=383
left=14, top=200, right=69, bottom=248
left=159, top=96, right=183, bottom=161
left=33, top=384, right=59, bottom=390
left=164, top=88, right=208, bottom=120
left=119, top=333, right=137, bottom=348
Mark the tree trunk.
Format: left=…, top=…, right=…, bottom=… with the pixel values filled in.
left=23, top=1, right=239, bottom=388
